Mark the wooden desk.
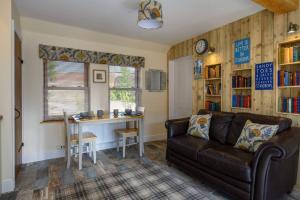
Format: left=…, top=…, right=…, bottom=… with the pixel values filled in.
left=73, top=115, right=144, bottom=170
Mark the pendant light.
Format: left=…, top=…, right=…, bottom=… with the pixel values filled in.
left=138, top=0, right=163, bottom=29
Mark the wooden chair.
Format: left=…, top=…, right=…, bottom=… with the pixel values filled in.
left=63, top=111, right=97, bottom=169
left=115, top=107, right=145, bottom=158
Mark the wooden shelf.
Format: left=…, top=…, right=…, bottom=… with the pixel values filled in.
left=279, top=61, right=300, bottom=66
left=232, top=68, right=252, bottom=72
left=279, top=38, right=300, bottom=45
left=278, top=85, right=300, bottom=89
left=205, top=78, right=221, bottom=81
left=232, top=87, right=251, bottom=90
left=232, top=107, right=251, bottom=110
left=276, top=112, right=300, bottom=116
left=206, top=94, right=221, bottom=97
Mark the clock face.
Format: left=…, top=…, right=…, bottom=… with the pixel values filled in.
left=195, top=39, right=208, bottom=55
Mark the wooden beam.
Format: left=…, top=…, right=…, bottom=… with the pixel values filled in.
left=253, top=0, right=298, bottom=14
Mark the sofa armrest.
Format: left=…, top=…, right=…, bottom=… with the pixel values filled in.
left=165, top=117, right=190, bottom=138
left=251, top=127, right=300, bottom=200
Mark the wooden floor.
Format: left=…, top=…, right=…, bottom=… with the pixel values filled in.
left=2, top=141, right=300, bottom=200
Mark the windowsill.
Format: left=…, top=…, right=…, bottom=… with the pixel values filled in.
left=40, top=119, right=64, bottom=124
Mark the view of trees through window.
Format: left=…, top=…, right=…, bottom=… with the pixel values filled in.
left=44, top=60, right=89, bottom=119
left=109, top=66, right=139, bottom=112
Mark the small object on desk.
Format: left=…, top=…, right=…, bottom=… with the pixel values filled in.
left=97, top=110, right=104, bottom=118
left=125, top=109, right=132, bottom=115
left=113, top=109, right=119, bottom=117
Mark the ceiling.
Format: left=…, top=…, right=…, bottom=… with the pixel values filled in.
left=15, top=0, right=263, bottom=45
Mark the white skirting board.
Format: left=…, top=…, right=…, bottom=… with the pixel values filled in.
left=1, top=178, right=15, bottom=194
left=22, top=133, right=167, bottom=164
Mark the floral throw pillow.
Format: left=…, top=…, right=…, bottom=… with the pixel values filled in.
left=187, top=114, right=212, bottom=140
left=234, top=120, right=279, bottom=153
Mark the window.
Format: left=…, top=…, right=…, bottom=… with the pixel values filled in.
left=109, top=66, right=140, bottom=113
left=44, top=60, right=89, bottom=120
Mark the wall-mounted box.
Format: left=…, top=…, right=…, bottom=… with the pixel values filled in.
left=145, top=69, right=166, bottom=91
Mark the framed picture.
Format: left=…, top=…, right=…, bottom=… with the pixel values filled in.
left=93, top=70, right=106, bottom=83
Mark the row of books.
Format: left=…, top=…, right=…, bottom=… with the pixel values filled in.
left=206, top=83, right=221, bottom=95
left=279, top=96, right=300, bottom=113
left=232, top=95, right=251, bottom=108
left=277, top=70, right=300, bottom=86
left=205, top=101, right=221, bottom=111
left=280, top=46, right=300, bottom=64
left=232, top=76, right=251, bottom=88
left=205, top=65, right=221, bottom=79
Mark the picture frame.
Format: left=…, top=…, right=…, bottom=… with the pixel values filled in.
left=93, top=70, right=106, bottom=83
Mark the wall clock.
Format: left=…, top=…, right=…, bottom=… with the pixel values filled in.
left=195, top=39, right=208, bottom=55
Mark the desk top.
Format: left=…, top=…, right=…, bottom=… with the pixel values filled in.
left=73, top=114, right=144, bottom=123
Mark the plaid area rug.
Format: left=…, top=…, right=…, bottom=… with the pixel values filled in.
left=54, top=164, right=209, bottom=200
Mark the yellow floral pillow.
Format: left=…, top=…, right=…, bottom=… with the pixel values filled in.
left=187, top=114, right=212, bottom=140
left=234, top=120, right=279, bottom=152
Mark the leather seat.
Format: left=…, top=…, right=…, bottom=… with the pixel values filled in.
left=198, top=145, right=253, bottom=182
left=167, top=135, right=215, bottom=161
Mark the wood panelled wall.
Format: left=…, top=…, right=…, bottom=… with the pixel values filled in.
left=168, top=9, right=300, bottom=126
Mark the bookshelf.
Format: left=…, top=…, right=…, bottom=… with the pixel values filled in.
left=276, top=39, right=300, bottom=115
left=231, top=67, right=252, bottom=110
left=204, top=63, right=222, bottom=111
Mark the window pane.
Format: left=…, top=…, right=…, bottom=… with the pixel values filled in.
left=47, top=90, right=86, bottom=116
left=47, top=61, right=85, bottom=87
left=109, top=66, right=136, bottom=88
left=110, top=90, right=136, bottom=112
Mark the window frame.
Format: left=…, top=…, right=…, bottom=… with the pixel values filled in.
left=108, top=65, right=141, bottom=113
left=43, top=59, right=90, bottom=120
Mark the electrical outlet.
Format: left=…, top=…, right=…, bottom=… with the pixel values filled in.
left=56, top=145, right=65, bottom=150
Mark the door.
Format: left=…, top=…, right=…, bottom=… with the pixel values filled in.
left=15, top=33, right=23, bottom=177
left=169, top=56, right=193, bottom=119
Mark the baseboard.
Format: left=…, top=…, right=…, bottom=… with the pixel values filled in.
left=1, top=178, right=14, bottom=194
left=22, top=133, right=166, bottom=164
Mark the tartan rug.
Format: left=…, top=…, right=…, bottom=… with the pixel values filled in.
left=54, top=164, right=209, bottom=200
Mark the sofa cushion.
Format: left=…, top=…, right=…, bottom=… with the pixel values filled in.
left=227, top=112, right=292, bottom=145
left=197, top=110, right=235, bottom=144
left=234, top=120, right=279, bottom=152
left=167, top=135, right=215, bottom=161
left=209, top=112, right=235, bottom=144
left=187, top=114, right=212, bottom=140
left=198, top=145, right=253, bottom=182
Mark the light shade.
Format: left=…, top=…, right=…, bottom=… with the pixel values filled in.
left=138, top=0, right=163, bottom=29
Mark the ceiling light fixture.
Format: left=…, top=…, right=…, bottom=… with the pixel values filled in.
left=288, top=22, right=299, bottom=34
left=138, top=0, right=163, bottom=29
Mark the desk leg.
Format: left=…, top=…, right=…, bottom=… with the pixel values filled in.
left=78, top=123, right=83, bottom=170
left=139, top=118, right=144, bottom=157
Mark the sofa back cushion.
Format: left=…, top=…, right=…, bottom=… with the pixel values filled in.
left=198, top=110, right=235, bottom=144
left=227, top=112, right=292, bottom=145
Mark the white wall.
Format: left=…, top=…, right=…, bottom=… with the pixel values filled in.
left=0, top=0, right=15, bottom=193
left=21, top=17, right=170, bottom=163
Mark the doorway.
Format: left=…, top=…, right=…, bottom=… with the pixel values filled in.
left=169, top=56, right=193, bottom=119
left=15, top=33, right=23, bottom=177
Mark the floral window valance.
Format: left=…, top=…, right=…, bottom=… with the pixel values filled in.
left=39, top=44, right=145, bottom=68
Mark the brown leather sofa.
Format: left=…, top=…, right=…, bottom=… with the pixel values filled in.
left=165, top=111, right=300, bottom=200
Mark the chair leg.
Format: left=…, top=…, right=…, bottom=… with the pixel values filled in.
left=89, top=142, right=92, bottom=157
left=93, top=141, right=96, bottom=164
left=67, top=146, right=71, bottom=169
left=116, top=133, right=120, bottom=152
left=123, top=135, right=126, bottom=158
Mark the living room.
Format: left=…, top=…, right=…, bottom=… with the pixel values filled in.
left=1, top=0, right=300, bottom=199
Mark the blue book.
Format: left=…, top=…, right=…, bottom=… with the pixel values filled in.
left=283, top=97, right=287, bottom=112
left=278, top=70, right=281, bottom=86
left=284, top=71, right=289, bottom=86
left=294, top=46, right=298, bottom=62
left=232, top=95, right=236, bottom=107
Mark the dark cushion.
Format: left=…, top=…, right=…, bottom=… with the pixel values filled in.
left=198, top=145, right=253, bottom=182
left=167, top=135, right=215, bottom=161
left=227, top=112, right=292, bottom=145
left=197, top=110, right=234, bottom=144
